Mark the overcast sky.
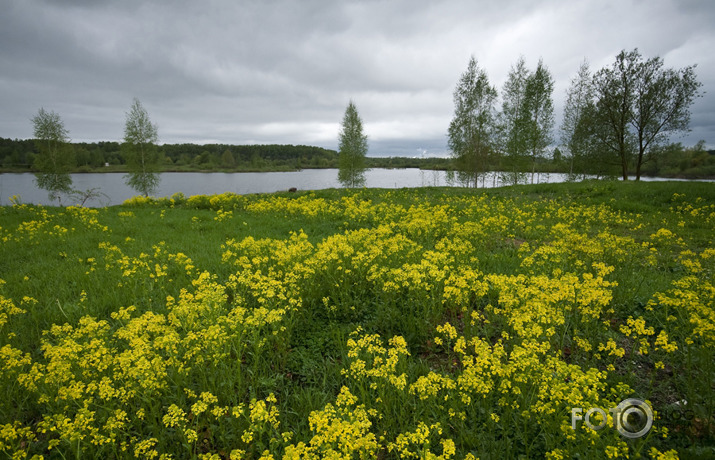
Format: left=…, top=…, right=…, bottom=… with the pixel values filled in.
left=1, top=0, right=713, bottom=157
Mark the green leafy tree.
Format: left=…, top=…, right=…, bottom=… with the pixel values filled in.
left=630, top=55, right=702, bottom=180
left=499, top=56, right=531, bottom=185
left=589, top=50, right=642, bottom=179
left=122, top=98, right=160, bottom=196
left=648, top=140, right=715, bottom=177
left=522, top=58, right=554, bottom=183
left=588, top=49, right=702, bottom=180
left=560, top=60, right=594, bottom=178
left=448, top=56, right=498, bottom=187
left=575, top=102, right=623, bottom=178
left=337, top=101, right=368, bottom=188
left=221, top=149, right=236, bottom=169
left=32, top=108, right=75, bottom=205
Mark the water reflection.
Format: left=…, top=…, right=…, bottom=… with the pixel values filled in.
left=0, top=169, right=709, bottom=207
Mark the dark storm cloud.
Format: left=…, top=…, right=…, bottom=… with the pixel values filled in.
left=1, top=0, right=713, bottom=156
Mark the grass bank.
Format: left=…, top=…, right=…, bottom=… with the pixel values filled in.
left=0, top=181, right=713, bottom=459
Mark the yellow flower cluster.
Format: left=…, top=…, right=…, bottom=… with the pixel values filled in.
left=387, top=422, right=456, bottom=459
left=283, top=387, right=378, bottom=459
left=343, top=329, right=410, bottom=391
left=0, top=286, right=26, bottom=330
left=1, top=187, right=712, bottom=458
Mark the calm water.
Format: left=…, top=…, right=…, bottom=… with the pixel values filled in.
left=2, top=169, right=441, bottom=206
left=0, top=169, right=708, bottom=207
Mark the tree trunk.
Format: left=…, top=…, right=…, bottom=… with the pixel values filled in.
left=531, top=155, right=536, bottom=184
left=635, top=154, right=643, bottom=181
left=619, top=134, right=629, bottom=180
left=635, top=137, right=645, bottom=181
left=621, top=154, right=628, bottom=180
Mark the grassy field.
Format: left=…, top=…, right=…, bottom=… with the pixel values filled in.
left=0, top=181, right=713, bottom=459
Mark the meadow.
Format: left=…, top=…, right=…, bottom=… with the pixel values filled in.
left=0, top=181, right=713, bottom=459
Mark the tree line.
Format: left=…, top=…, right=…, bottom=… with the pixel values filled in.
left=0, top=137, right=458, bottom=173
left=0, top=138, right=340, bottom=172
left=447, top=48, right=706, bottom=186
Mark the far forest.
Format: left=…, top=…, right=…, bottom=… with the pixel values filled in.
left=0, top=137, right=712, bottom=179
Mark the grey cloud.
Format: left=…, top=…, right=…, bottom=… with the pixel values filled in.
left=1, top=0, right=713, bottom=154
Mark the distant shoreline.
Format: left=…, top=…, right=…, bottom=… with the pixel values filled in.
left=1, top=167, right=713, bottom=181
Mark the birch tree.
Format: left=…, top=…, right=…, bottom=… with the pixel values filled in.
left=448, top=56, right=498, bottom=187
left=522, top=58, right=554, bottom=183
left=32, top=108, right=74, bottom=205
left=499, top=56, right=531, bottom=185
left=560, top=60, right=594, bottom=178
left=122, top=98, right=160, bottom=196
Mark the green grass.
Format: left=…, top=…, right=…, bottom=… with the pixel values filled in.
left=0, top=180, right=713, bottom=459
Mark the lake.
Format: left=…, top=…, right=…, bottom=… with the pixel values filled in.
left=0, top=169, right=709, bottom=207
